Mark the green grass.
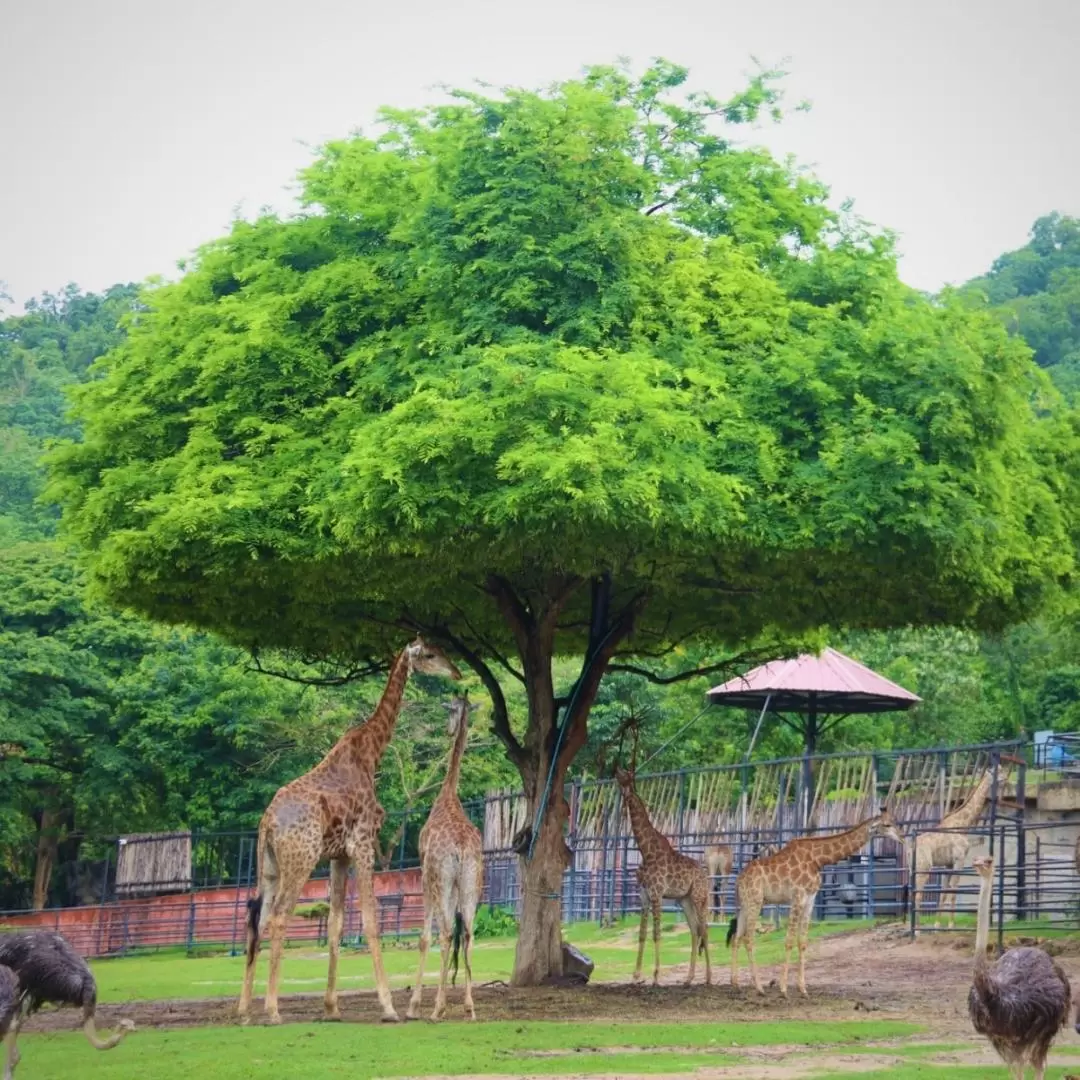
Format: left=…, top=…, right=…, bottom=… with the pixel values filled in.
left=17, top=1019, right=922, bottom=1080
left=88, top=915, right=877, bottom=1002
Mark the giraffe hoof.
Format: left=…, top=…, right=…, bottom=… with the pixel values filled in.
left=267, top=1013, right=283, bottom=1026
left=381, top=1011, right=402, bottom=1024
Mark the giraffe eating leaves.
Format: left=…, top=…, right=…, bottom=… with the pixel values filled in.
left=237, top=637, right=461, bottom=1025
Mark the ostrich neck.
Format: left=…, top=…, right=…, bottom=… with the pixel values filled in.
left=973, top=870, right=993, bottom=975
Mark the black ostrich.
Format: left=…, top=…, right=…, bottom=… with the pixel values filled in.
left=967, top=856, right=1073, bottom=1080
left=0, top=932, right=133, bottom=1079
left=0, top=965, right=17, bottom=1039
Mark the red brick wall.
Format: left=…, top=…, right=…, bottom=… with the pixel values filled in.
left=0, top=867, right=424, bottom=958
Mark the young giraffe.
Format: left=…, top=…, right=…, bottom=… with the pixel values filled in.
left=614, top=767, right=712, bottom=986
left=703, top=843, right=733, bottom=920
left=237, top=637, right=461, bottom=1025
left=728, top=809, right=904, bottom=997
left=912, top=765, right=1005, bottom=932
left=407, top=694, right=484, bottom=1022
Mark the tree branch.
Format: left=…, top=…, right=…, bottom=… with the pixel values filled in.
left=644, top=198, right=674, bottom=216
left=608, top=648, right=777, bottom=686
left=247, top=649, right=388, bottom=686
left=485, top=575, right=532, bottom=657
left=451, top=604, right=526, bottom=683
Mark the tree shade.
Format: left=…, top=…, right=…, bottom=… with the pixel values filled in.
left=45, top=60, right=1080, bottom=982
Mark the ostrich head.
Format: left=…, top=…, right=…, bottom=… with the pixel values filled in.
left=972, top=855, right=994, bottom=880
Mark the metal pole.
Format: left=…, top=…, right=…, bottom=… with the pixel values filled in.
left=1015, top=760, right=1026, bottom=920
left=909, top=840, right=917, bottom=938
left=996, top=826, right=1006, bottom=956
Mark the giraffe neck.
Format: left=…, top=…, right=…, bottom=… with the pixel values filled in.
left=623, top=786, right=672, bottom=858
left=354, top=648, right=411, bottom=763
left=943, top=773, right=992, bottom=829
left=806, top=817, right=876, bottom=870
left=436, top=709, right=469, bottom=804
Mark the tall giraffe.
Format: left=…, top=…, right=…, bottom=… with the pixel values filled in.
left=912, top=765, right=1004, bottom=932
left=237, top=637, right=461, bottom=1025
left=728, top=809, right=904, bottom=997
left=614, top=767, right=711, bottom=986
left=407, top=694, right=484, bottom=1022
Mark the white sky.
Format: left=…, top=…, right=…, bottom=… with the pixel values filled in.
left=1, top=0, right=1078, bottom=310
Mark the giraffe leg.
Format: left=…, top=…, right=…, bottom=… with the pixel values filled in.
left=459, top=856, right=482, bottom=1020
left=406, top=899, right=435, bottom=1020
left=698, top=893, right=712, bottom=986
left=779, top=906, right=797, bottom=997
left=633, top=892, right=649, bottom=983
left=431, top=891, right=456, bottom=1022
left=356, top=869, right=400, bottom=1022
left=680, top=897, right=698, bottom=987
left=265, top=911, right=289, bottom=1024
left=944, top=872, right=960, bottom=930
left=651, top=895, right=663, bottom=986
left=718, top=875, right=725, bottom=922
left=796, top=893, right=815, bottom=997
left=324, top=857, right=349, bottom=1020
left=238, top=849, right=277, bottom=1020
left=746, top=906, right=765, bottom=995
left=729, top=908, right=743, bottom=990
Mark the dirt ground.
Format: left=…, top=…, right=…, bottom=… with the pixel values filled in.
left=19, top=926, right=1080, bottom=1075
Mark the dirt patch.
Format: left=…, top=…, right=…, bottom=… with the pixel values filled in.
left=18, top=924, right=1080, bottom=1064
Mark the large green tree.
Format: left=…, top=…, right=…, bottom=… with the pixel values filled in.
left=47, top=61, right=1080, bottom=982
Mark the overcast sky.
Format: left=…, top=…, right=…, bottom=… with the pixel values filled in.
left=1, top=0, right=1077, bottom=310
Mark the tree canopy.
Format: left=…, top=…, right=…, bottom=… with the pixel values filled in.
left=36, top=61, right=1080, bottom=979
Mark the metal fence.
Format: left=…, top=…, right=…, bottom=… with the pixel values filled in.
left=4, top=735, right=1079, bottom=956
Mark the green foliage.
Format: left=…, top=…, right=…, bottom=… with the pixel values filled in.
left=472, top=904, right=518, bottom=938
left=45, top=63, right=1079, bottom=801
left=960, top=212, right=1080, bottom=399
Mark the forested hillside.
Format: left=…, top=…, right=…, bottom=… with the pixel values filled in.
left=3, top=215, right=1080, bottom=908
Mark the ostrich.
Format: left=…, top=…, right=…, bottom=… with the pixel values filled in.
left=0, top=966, right=16, bottom=1044
left=968, top=856, right=1072, bottom=1079
left=0, top=932, right=133, bottom=1079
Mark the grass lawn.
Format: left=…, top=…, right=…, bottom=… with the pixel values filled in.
left=17, top=1018, right=924, bottom=1080
left=88, top=915, right=877, bottom=1002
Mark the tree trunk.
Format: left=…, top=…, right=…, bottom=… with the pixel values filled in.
left=32, top=807, right=62, bottom=910
left=512, top=795, right=572, bottom=985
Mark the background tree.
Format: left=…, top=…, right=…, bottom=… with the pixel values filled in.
left=47, top=61, right=1080, bottom=982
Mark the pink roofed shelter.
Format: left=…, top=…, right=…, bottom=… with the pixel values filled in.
left=706, top=647, right=920, bottom=825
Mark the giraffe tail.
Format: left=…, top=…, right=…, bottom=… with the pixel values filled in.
left=450, top=912, right=464, bottom=987
left=245, top=894, right=263, bottom=966
left=726, top=915, right=739, bottom=947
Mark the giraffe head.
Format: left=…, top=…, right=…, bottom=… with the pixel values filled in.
left=613, top=766, right=635, bottom=793
left=446, top=693, right=471, bottom=736
left=405, top=636, right=462, bottom=680
left=868, top=807, right=905, bottom=847
left=972, top=854, right=994, bottom=880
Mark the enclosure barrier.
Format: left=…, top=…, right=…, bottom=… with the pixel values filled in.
left=3, top=736, right=1078, bottom=956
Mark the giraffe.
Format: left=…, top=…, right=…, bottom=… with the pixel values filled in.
left=237, top=637, right=461, bottom=1025
left=912, top=765, right=1005, bottom=932
left=703, top=843, right=733, bottom=920
left=728, top=808, right=905, bottom=997
left=407, top=694, right=484, bottom=1022
left=614, top=767, right=712, bottom=986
